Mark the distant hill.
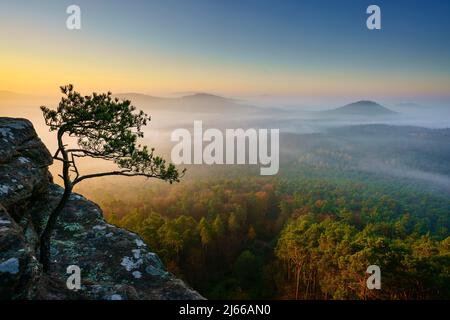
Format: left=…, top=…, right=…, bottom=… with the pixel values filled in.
left=179, top=92, right=239, bottom=103
left=114, top=92, right=258, bottom=114
left=325, top=100, right=396, bottom=116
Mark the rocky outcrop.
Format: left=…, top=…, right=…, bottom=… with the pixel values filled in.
left=0, top=117, right=203, bottom=300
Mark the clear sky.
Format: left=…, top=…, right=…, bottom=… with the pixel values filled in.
left=1, top=0, right=449, bottom=100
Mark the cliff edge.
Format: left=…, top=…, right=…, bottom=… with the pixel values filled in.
left=0, top=117, right=203, bottom=300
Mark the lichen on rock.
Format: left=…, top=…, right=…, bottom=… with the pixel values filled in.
left=0, top=117, right=203, bottom=300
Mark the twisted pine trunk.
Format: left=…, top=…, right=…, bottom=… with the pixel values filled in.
left=40, top=130, right=72, bottom=272
left=39, top=187, right=72, bottom=272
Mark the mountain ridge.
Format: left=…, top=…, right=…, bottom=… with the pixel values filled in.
left=114, top=92, right=257, bottom=114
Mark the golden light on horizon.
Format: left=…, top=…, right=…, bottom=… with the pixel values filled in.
left=1, top=23, right=449, bottom=99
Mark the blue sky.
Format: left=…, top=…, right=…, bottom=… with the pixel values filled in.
left=1, top=0, right=449, bottom=100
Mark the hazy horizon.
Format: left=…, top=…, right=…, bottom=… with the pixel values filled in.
left=1, top=0, right=450, bottom=99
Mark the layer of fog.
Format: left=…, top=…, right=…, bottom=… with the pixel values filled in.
left=1, top=94, right=449, bottom=191
left=360, top=159, right=450, bottom=191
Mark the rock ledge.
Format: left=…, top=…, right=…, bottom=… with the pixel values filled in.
left=0, top=117, right=203, bottom=300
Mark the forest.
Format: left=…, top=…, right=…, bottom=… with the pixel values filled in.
left=78, top=167, right=450, bottom=299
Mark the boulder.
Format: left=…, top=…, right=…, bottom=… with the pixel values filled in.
left=0, top=117, right=203, bottom=300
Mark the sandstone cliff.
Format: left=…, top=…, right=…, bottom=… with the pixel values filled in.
left=0, top=117, right=203, bottom=300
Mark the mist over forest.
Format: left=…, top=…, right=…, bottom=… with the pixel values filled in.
left=2, top=91, right=449, bottom=192
left=1, top=89, right=450, bottom=299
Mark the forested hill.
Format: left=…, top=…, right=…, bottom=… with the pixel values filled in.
left=280, top=124, right=450, bottom=192
left=73, top=123, right=450, bottom=300
left=81, top=173, right=450, bottom=299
